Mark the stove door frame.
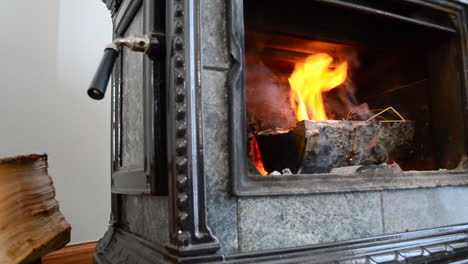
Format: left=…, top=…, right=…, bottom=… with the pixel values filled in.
left=228, top=0, right=468, bottom=197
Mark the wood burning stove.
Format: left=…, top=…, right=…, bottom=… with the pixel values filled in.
left=93, top=0, right=468, bottom=263
left=233, top=0, right=468, bottom=195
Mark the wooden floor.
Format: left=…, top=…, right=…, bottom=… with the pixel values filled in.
left=42, top=241, right=97, bottom=264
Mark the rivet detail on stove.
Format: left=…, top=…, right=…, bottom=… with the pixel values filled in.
left=175, top=6, right=184, bottom=17
left=176, top=87, right=185, bottom=102
left=176, top=157, right=187, bottom=171
left=176, top=104, right=186, bottom=119
left=176, top=74, right=185, bottom=85
left=176, top=123, right=187, bottom=137
left=176, top=139, right=187, bottom=155
left=176, top=175, right=188, bottom=189
left=168, top=0, right=212, bottom=249
left=175, top=23, right=184, bottom=34
left=177, top=193, right=188, bottom=208
left=175, top=56, right=185, bottom=68
left=177, top=212, right=188, bottom=222
left=175, top=38, right=184, bottom=50
left=177, top=231, right=190, bottom=246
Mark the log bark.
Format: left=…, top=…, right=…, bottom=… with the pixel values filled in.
left=0, top=155, right=71, bottom=264
left=256, top=120, right=414, bottom=174
left=295, top=120, right=415, bottom=173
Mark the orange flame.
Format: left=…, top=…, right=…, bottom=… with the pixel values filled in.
left=249, top=136, right=268, bottom=176
left=288, top=53, right=348, bottom=121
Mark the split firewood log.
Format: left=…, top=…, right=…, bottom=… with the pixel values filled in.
left=0, top=154, right=70, bottom=264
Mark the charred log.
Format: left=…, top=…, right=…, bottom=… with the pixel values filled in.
left=256, top=131, right=301, bottom=174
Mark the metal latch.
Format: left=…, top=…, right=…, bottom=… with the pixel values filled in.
left=87, top=34, right=160, bottom=100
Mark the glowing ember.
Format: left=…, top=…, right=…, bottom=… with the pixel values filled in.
left=249, top=136, right=268, bottom=176
left=288, top=53, right=348, bottom=121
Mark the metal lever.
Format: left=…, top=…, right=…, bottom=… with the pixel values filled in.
left=87, top=35, right=155, bottom=100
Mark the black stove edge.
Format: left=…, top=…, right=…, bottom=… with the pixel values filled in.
left=94, top=223, right=468, bottom=264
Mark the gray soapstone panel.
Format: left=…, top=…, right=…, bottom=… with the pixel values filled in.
left=120, top=194, right=170, bottom=246
left=121, top=7, right=144, bottom=168
left=201, top=0, right=229, bottom=69
left=202, top=69, right=238, bottom=254
left=382, top=186, right=468, bottom=234
left=238, top=192, right=383, bottom=252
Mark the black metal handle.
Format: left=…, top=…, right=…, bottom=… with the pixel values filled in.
left=87, top=48, right=119, bottom=100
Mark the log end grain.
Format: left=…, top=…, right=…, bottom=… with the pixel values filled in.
left=0, top=154, right=71, bottom=264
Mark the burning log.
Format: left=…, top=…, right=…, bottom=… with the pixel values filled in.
left=256, top=120, right=415, bottom=174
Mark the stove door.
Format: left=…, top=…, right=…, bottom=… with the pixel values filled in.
left=111, top=0, right=167, bottom=195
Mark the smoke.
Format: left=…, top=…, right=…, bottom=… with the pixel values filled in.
left=324, top=82, right=371, bottom=121
left=246, top=56, right=296, bottom=131
left=322, top=49, right=371, bottom=121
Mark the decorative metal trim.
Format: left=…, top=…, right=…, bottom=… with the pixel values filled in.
left=144, top=0, right=169, bottom=195
left=236, top=170, right=468, bottom=197
left=228, top=0, right=468, bottom=197
left=228, top=0, right=249, bottom=198
left=451, top=4, right=468, bottom=155
left=101, top=0, right=122, bottom=15
left=165, top=0, right=221, bottom=256
left=94, top=224, right=468, bottom=263
left=111, top=29, right=122, bottom=172
left=105, top=0, right=220, bottom=255
left=223, top=224, right=468, bottom=263
left=114, top=0, right=143, bottom=36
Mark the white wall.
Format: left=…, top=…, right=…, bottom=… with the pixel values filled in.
left=0, top=0, right=113, bottom=244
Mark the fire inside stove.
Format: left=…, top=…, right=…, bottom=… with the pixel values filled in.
left=244, top=0, right=466, bottom=176
left=289, top=53, right=348, bottom=122
left=247, top=39, right=414, bottom=175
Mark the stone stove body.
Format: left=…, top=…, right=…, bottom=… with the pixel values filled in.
left=95, top=0, right=468, bottom=263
